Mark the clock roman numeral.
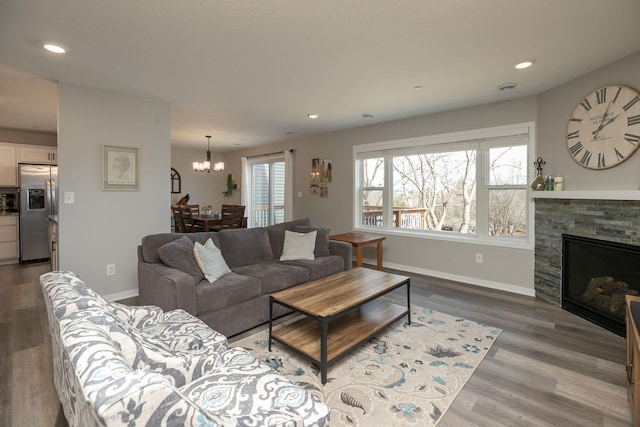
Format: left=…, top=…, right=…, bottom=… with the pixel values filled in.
left=615, top=148, right=625, bottom=161
left=569, top=141, right=584, bottom=156
left=580, top=150, right=592, bottom=166
left=625, top=133, right=640, bottom=145
left=580, top=99, right=592, bottom=112
left=612, top=87, right=623, bottom=103
left=567, top=130, right=579, bottom=139
left=596, top=88, right=607, bottom=104
left=628, top=115, right=640, bottom=126
left=569, top=117, right=582, bottom=123
left=623, top=96, right=640, bottom=112
left=597, top=153, right=606, bottom=168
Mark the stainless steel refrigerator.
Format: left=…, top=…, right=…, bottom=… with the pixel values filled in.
left=19, top=163, right=58, bottom=262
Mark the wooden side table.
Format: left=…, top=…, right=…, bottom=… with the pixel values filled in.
left=330, top=232, right=385, bottom=270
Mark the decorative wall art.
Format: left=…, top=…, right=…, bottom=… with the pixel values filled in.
left=102, top=145, right=140, bottom=191
left=171, top=167, right=181, bottom=194
left=310, top=158, right=332, bottom=197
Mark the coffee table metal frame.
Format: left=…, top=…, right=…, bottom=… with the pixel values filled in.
left=268, top=268, right=410, bottom=384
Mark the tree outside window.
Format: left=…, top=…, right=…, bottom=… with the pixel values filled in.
left=355, top=123, right=533, bottom=246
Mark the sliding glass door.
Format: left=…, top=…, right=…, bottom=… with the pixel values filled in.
left=248, top=156, right=285, bottom=227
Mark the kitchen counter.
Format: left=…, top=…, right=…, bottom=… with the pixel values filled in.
left=0, top=211, right=18, bottom=216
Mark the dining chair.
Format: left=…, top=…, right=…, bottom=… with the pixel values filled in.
left=171, top=206, right=186, bottom=233
left=179, top=205, right=197, bottom=233
left=185, top=204, right=200, bottom=216
left=220, top=204, right=245, bottom=229
left=185, top=204, right=206, bottom=231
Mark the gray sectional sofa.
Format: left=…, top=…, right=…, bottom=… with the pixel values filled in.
left=138, top=218, right=352, bottom=336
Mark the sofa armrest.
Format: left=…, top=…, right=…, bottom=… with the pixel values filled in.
left=329, top=240, right=353, bottom=271
left=138, top=261, right=198, bottom=316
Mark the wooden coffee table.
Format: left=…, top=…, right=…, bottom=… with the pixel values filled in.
left=268, top=267, right=410, bottom=384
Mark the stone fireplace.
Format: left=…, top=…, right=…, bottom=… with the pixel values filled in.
left=534, top=194, right=640, bottom=336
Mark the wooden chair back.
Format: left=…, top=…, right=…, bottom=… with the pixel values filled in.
left=185, top=204, right=200, bottom=216
left=172, top=205, right=186, bottom=233
left=179, top=205, right=197, bottom=233
left=220, top=204, right=245, bottom=229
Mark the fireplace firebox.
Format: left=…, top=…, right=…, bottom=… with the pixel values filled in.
left=562, top=234, right=640, bottom=336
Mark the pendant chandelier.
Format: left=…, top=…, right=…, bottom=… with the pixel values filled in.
left=193, top=135, right=224, bottom=173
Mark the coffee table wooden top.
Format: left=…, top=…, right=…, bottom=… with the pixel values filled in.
left=270, top=267, right=409, bottom=318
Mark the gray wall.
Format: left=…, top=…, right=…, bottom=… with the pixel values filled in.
left=58, top=82, right=170, bottom=299
left=219, top=51, right=640, bottom=296
left=222, top=97, right=538, bottom=295
left=537, top=52, right=640, bottom=190
left=170, top=146, right=227, bottom=208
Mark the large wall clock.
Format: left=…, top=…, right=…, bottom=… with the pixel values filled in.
left=566, top=84, right=640, bottom=169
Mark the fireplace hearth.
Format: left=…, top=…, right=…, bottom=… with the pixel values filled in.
left=562, top=234, right=640, bottom=336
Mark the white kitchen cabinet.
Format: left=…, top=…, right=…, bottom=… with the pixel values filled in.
left=0, top=145, right=17, bottom=186
left=17, top=146, right=57, bottom=164
left=0, top=215, right=19, bottom=263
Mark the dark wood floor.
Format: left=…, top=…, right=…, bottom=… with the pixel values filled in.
left=0, top=261, right=631, bottom=426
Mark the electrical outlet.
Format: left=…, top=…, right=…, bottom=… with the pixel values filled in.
left=106, top=264, right=116, bottom=275
left=475, top=253, right=483, bottom=264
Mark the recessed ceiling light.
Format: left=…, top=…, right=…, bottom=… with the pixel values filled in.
left=413, top=86, right=423, bottom=91
left=497, top=83, right=517, bottom=92
left=514, top=59, right=535, bottom=70
left=41, top=42, right=68, bottom=54
left=362, top=113, right=374, bottom=118
left=308, top=114, right=319, bottom=119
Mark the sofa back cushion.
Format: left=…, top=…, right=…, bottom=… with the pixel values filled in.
left=141, top=232, right=221, bottom=264
left=218, top=227, right=273, bottom=268
left=157, top=236, right=204, bottom=280
left=266, top=218, right=311, bottom=260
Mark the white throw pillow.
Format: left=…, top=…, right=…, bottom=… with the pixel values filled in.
left=193, top=238, right=231, bottom=283
left=280, top=230, right=317, bottom=261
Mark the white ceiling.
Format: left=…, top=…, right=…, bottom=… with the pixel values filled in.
left=1, top=0, right=639, bottom=151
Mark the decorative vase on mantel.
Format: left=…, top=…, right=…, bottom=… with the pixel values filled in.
left=530, top=157, right=546, bottom=191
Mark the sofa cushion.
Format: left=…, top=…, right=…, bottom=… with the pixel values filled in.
left=281, top=255, right=345, bottom=282
left=295, top=225, right=331, bottom=257
left=195, top=272, right=262, bottom=315
left=157, top=235, right=204, bottom=280
left=218, top=227, right=273, bottom=268
left=183, top=347, right=328, bottom=427
left=280, top=230, right=317, bottom=261
left=233, top=262, right=309, bottom=294
left=193, top=238, right=231, bottom=283
left=267, top=218, right=312, bottom=260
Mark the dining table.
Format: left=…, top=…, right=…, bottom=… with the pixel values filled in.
left=192, top=214, right=222, bottom=231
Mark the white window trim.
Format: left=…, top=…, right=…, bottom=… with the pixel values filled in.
left=353, top=122, right=536, bottom=250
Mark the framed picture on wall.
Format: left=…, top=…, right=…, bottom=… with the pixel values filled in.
left=102, top=144, right=140, bottom=191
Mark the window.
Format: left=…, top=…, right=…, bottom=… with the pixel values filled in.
left=354, top=123, right=534, bottom=247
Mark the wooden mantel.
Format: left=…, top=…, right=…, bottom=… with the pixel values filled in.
left=531, top=190, right=640, bottom=201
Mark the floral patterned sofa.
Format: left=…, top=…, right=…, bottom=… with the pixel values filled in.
left=40, top=271, right=329, bottom=427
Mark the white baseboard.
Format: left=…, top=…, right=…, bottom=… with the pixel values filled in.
left=361, top=257, right=536, bottom=298
left=104, top=289, right=139, bottom=302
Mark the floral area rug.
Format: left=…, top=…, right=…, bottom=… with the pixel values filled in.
left=232, top=306, right=501, bottom=426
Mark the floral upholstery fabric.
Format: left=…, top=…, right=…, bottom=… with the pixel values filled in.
left=40, top=271, right=329, bottom=427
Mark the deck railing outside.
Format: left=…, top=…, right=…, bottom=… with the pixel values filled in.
left=362, top=206, right=426, bottom=229
left=252, top=205, right=285, bottom=227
